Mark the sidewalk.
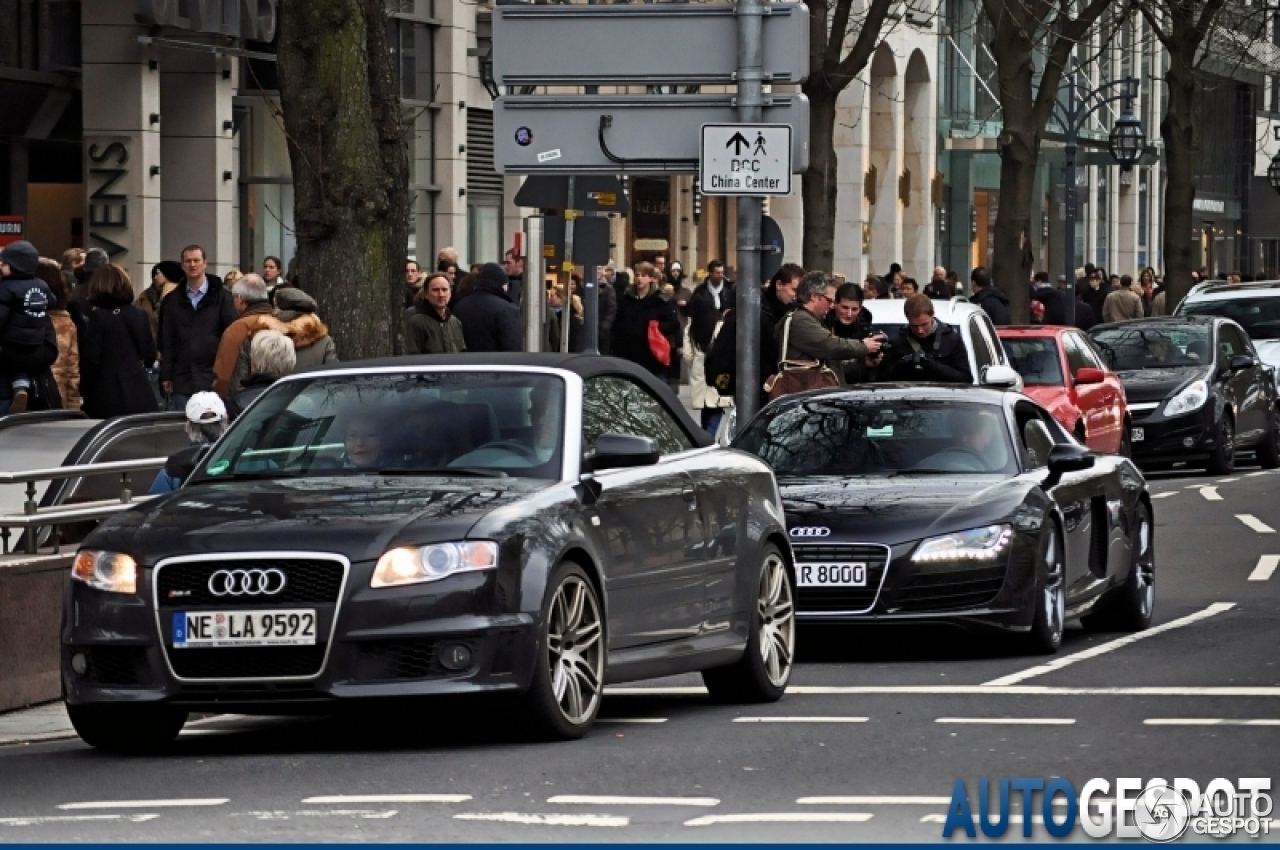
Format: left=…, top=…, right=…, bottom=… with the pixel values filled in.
left=0, top=701, right=76, bottom=745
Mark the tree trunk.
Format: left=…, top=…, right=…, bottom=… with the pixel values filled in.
left=987, top=29, right=1037, bottom=324
left=276, top=0, right=410, bottom=360
left=1160, top=34, right=1202, bottom=310
left=801, top=85, right=839, bottom=272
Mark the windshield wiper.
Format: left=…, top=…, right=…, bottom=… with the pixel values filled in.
left=376, top=467, right=509, bottom=478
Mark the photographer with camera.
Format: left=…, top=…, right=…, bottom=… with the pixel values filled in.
left=825, top=282, right=880, bottom=383
left=877, top=294, right=972, bottom=384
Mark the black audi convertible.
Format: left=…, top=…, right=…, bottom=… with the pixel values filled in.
left=734, top=385, right=1155, bottom=652
left=62, top=355, right=793, bottom=752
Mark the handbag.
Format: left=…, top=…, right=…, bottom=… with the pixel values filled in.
left=762, top=313, right=840, bottom=401
left=647, top=319, right=672, bottom=367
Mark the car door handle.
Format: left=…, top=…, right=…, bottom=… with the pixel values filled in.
left=682, top=487, right=698, bottom=511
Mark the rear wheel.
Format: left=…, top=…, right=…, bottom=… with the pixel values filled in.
left=66, top=704, right=187, bottom=754
left=1257, top=409, right=1280, bottom=470
left=702, top=544, right=795, bottom=703
left=1207, top=415, right=1236, bottom=475
left=1023, top=521, right=1065, bottom=654
left=1082, top=502, right=1155, bottom=632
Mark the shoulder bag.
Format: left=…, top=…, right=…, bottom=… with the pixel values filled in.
left=762, top=312, right=840, bottom=401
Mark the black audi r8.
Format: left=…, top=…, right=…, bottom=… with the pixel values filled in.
left=62, top=355, right=793, bottom=752
left=1089, top=316, right=1280, bottom=474
left=734, top=385, right=1155, bottom=652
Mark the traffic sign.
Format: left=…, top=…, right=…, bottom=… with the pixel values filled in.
left=493, top=3, right=809, bottom=87
left=513, top=176, right=630, bottom=214
left=542, top=216, right=611, bottom=271
left=699, top=124, right=793, bottom=196
left=495, top=94, right=809, bottom=175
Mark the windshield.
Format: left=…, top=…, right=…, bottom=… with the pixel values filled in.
left=734, top=398, right=1017, bottom=476
left=1001, top=338, right=1064, bottom=386
left=192, top=372, right=566, bottom=482
left=1180, top=298, right=1280, bottom=341
left=1089, top=325, right=1211, bottom=371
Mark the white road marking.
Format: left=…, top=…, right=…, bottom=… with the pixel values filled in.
left=548, top=795, right=718, bottom=807
left=0, top=814, right=159, bottom=826
left=236, top=810, right=397, bottom=820
left=454, top=812, right=629, bottom=827
left=1199, top=486, right=1223, bottom=501
left=732, top=716, right=868, bottom=724
left=1152, top=492, right=1180, bottom=499
left=685, top=813, right=873, bottom=827
left=1249, top=555, right=1280, bottom=581
left=1144, top=718, right=1280, bottom=726
left=982, top=602, right=1237, bottom=686
left=798, top=796, right=950, bottom=805
left=1216, top=478, right=1241, bottom=484
left=1246, top=471, right=1273, bottom=477
left=302, top=794, right=471, bottom=804
left=920, top=814, right=1044, bottom=825
left=58, top=798, right=229, bottom=810
left=596, top=718, right=667, bottom=724
left=1237, top=514, right=1277, bottom=533
left=609, top=684, right=1280, bottom=696
left=936, top=717, right=1076, bottom=725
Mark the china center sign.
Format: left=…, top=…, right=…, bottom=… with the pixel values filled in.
left=136, top=0, right=278, bottom=42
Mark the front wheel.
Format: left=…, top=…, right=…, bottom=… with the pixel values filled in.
left=1082, top=502, right=1154, bottom=632
left=1207, top=415, right=1236, bottom=475
left=702, top=544, right=795, bottom=703
left=1023, top=521, right=1065, bottom=654
left=1257, top=410, right=1280, bottom=470
left=521, top=562, right=605, bottom=740
left=66, top=704, right=187, bottom=754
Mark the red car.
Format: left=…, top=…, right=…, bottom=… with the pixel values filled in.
left=997, top=326, right=1131, bottom=454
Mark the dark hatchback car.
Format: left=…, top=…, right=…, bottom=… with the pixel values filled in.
left=734, top=386, right=1155, bottom=652
left=1089, top=317, right=1280, bottom=473
left=62, top=355, right=793, bottom=752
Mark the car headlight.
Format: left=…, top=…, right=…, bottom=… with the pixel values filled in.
left=371, top=541, right=499, bottom=588
left=71, top=550, right=138, bottom=594
left=1163, top=380, right=1209, bottom=417
left=912, top=524, right=1013, bottom=563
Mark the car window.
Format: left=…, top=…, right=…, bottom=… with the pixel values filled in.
left=1062, top=333, right=1093, bottom=378
left=968, top=318, right=995, bottom=372
left=1090, top=324, right=1212, bottom=370
left=1218, top=324, right=1251, bottom=359
left=1002, top=337, right=1065, bottom=386
left=976, top=315, right=1007, bottom=366
left=1014, top=402, right=1067, bottom=469
left=583, top=375, right=694, bottom=457
left=1180, top=296, right=1280, bottom=340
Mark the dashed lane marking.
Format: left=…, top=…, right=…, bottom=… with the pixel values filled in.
left=1144, top=718, right=1280, bottom=726
left=920, top=814, right=1043, bottom=825
left=454, top=812, right=629, bottom=827
left=302, top=795, right=471, bottom=804
left=685, top=813, right=874, bottom=827
left=548, top=795, right=719, bottom=807
left=1237, top=514, right=1276, bottom=533
left=1216, top=478, right=1241, bottom=484
left=732, top=716, right=868, bottom=724
left=1152, top=492, right=1179, bottom=499
left=608, top=684, right=1280, bottom=696
left=936, top=717, right=1075, bottom=725
left=1200, top=486, right=1223, bottom=501
left=1249, top=555, right=1280, bottom=581
left=797, top=797, right=950, bottom=805
left=0, top=814, right=160, bottom=826
left=235, top=810, right=397, bottom=821
left=596, top=718, right=667, bottom=724
left=58, top=799, right=228, bottom=810
left=981, top=602, right=1236, bottom=687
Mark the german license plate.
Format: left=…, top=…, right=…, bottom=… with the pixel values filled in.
left=1131, top=428, right=1145, bottom=442
left=796, top=562, right=867, bottom=587
left=172, top=610, right=316, bottom=648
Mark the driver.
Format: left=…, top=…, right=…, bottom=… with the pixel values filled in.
left=341, top=412, right=384, bottom=469
left=1145, top=335, right=1192, bottom=366
left=948, top=407, right=1007, bottom=470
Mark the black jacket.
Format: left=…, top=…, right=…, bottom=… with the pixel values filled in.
left=702, top=289, right=796, bottom=401
left=453, top=279, right=522, bottom=353
left=687, top=281, right=735, bottom=351
left=596, top=280, right=617, bottom=355
left=612, top=287, right=681, bottom=377
left=158, top=277, right=237, bottom=396
left=879, top=321, right=972, bottom=384
left=0, top=274, right=56, bottom=350
left=1073, top=299, right=1098, bottom=331
left=826, top=310, right=876, bottom=383
left=81, top=296, right=160, bottom=419
left=971, top=286, right=1011, bottom=326
left=1031, top=287, right=1067, bottom=326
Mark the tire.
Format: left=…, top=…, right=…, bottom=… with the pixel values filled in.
left=520, top=562, right=605, bottom=740
left=1082, top=502, right=1154, bottom=632
left=1207, top=414, right=1235, bottom=475
left=1257, top=410, right=1280, bottom=470
left=702, top=543, right=795, bottom=703
left=66, top=704, right=187, bottom=754
left=1023, top=520, right=1065, bottom=655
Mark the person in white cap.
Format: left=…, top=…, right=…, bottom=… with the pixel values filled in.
left=147, top=391, right=229, bottom=494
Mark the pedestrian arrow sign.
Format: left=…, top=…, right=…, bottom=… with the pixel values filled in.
left=700, top=124, right=793, bottom=196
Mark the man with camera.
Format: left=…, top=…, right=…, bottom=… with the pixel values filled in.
left=876, top=294, right=972, bottom=384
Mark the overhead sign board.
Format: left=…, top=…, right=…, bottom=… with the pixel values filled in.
left=495, top=94, right=809, bottom=175
left=699, top=124, right=793, bottom=196
left=493, top=3, right=809, bottom=87
left=542, top=216, right=611, bottom=271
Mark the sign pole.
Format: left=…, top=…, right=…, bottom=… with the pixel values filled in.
left=584, top=209, right=601, bottom=355
left=523, top=215, right=547, bottom=352
left=561, top=175, right=577, bottom=353
left=733, top=0, right=765, bottom=431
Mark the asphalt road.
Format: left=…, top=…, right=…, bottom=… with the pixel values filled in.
left=1, top=461, right=1278, bottom=842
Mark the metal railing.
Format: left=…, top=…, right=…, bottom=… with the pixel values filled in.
left=0, top=457, right=167, bottom=555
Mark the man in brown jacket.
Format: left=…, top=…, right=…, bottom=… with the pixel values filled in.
left=212, top=274, right=273, bottom=397
left=227, top=287, right=339, bottom=394
left=1101, top=275, right=1144, bottom=324
left=778, top=271, right=883, bottom=384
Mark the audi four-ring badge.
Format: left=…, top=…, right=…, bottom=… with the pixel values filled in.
left=62, top=355, right=793, bottom=753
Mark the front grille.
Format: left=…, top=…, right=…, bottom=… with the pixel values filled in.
left=793, top=543, right=889, bottom=614
left=1129, top=405, right=1159, bottom=421
left=353, top=639, right=476, bottom=681
left=155, top=558, right=345, bottom=607
left=168, top=645, right=328, bottom=679
left=74, top=646, right=152, bottom=686
left=892, top=563, right=1007, bottom=612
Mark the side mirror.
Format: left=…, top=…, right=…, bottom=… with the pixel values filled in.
left=1045, top=443, right=1094, bottom=486
left=981, top=364, right=1020, bottom=388
left=1229, top=354, right=1257, bottom=372
left=584, top=433, right=660, bottom=473
left=1075, top=367, right=1105, bottom=385
left=715, top=408, right=738, bottom=447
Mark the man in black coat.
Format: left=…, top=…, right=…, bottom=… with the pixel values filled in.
left=1030, top=272, right=1068, bottom=326
left=970, top=267, right=1011, bottom=326
left=878, top=294, right=972, bottom=384
left=159, top=245, right=235, bottom=409
left=453, top=262, right=522, bottom=353
left=687, top=260, right=735, bottom=352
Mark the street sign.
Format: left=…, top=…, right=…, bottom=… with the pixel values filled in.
left=542, top=216, right=611, bottom=271
left=699, top=125, right=793, bottom=196
left=493, top=3, right=809, bottom=87
left=513, top=176, right=630, bottom=214
left=495, top=94, right=809, bottom=175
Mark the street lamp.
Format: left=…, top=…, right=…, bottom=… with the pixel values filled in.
left=1053, top=72, right=1144, bottom=327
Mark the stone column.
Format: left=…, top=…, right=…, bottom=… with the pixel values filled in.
left=434, top=0, right=472, bottom=265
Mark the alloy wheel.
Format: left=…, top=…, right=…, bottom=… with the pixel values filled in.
left=1042, top=532, right=1065, bottom=645
left=757, top=553, right=795, bottom=687
left=546, top=575, right=604, bottom=725
left=1135, top=515, right=1154, bottom=619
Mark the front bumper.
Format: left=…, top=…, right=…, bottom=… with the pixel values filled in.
left=1128, top=403, right=1215, bottom=464
left=62, top=555, right=537, bottom=712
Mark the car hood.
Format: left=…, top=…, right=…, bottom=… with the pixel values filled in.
left=1021, top=385, right=1070, bottom=409
left=1114, top=366, right=1211, bottom=404
left=777, top=474, right=1033, bottom=547
left=88, top=475, right=550, bottom=563
left=1252, top=340, right=1280, bottom=372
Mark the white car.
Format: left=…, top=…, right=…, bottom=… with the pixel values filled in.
left=1174, top=281, right=1280, bottom=385
left=862, top=297, right=1024, bottom=390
